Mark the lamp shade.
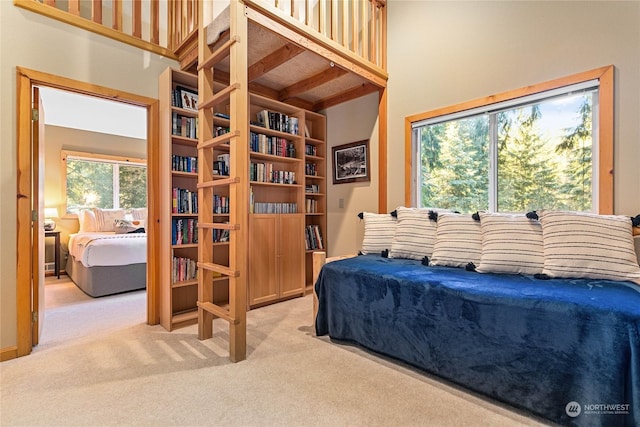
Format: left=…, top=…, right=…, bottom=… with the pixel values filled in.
left=44, top=207, right=59, bottom=218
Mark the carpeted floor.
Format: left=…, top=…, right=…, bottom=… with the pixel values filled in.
left=0, top=276, right=550, bottom=426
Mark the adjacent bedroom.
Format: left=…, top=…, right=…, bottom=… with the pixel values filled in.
left=40, top=87, right=148, bottom=342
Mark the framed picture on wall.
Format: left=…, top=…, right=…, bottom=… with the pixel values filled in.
left=332, top=139, right=370, bottom=184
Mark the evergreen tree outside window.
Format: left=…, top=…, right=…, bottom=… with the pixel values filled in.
left=413, top=83, right=597, bottom=213
left=64, top=151, right=147, bottom=213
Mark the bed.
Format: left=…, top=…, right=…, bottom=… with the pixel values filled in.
left=65, top=232, right=147, bottom=297
left=315, top=210, right=640, bottom=426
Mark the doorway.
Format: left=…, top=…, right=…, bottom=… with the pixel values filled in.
left=16, top=67, right=160, bottom=357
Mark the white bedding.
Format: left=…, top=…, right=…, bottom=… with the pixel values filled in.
left=68, top=232, right=147, bottom=267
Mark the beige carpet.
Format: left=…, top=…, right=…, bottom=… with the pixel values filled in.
left=0, top=277, right=550, bottom=426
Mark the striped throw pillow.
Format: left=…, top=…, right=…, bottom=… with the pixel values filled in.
left=360, top=212, right=397, bottom=255
left=539, top=210, right=640, bottom=285
left=93, top=208, right=125, bottom=232
left=476, top=212, right=544, bottom=275
left=431, top=213, right=482, bottom=268
left=388, top=207, right=440, bottom=260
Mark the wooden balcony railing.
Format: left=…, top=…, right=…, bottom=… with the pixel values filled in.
left=243, top=0, right=387, bottom=70
left=15, top=0, right=386, bottom=74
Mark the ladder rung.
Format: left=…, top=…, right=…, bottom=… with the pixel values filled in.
left=198, top=262, right=240, bottom=278
left=199, top=222, right=240, bottom=230
left=198, top=35, right=240, bottom=71
left=199, top=83, right=240, bottom=110
left=197, top=301, right=238, bottom=325
left=198, top=130, right=240, bottom=150
left=198, top=176, right=240, bottom=188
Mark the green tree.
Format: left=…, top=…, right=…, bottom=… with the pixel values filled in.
left=66, top=159, right=113, bottom=210
left=119, top=165, right=147, bottom=208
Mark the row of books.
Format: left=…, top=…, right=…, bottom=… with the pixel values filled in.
left=172, top=187, right=198, bottom=214
left=256, top=109, right=299, bottom=135
left=305, top=162, right=318, bottom=176
left=172, top=218, right=197, bottom=245
left=172, top=256, right=198, bottom=284
left=305, top=225, right=324, bottom=250
left=213, top=195, right=229, bottom=214
left=250, top=132, right=296, bottom=158
left=213, top=228, right=230, bottom=243
left=306, top=184, right=320, bottom=193
left=172, top=112, right=198, bottom=139
left=252, top=202, right=298, bottom=214
left=305, top=198, right=319, bottom=214
left=172, top=155, right=197, bottom=174
left=250, top=162, right=296, bottom=184
left=305, top=144, right=318, bottom=156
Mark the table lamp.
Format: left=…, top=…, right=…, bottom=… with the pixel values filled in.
left=44, top=207, right=59, bottom=231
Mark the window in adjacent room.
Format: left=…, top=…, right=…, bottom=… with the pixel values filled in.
left=408, top=67, right=613, bottom=214
left=62, top=150, right=147, bottom=214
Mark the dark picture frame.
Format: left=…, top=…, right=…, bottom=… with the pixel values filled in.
left=332, top=139, right=370, bottom=184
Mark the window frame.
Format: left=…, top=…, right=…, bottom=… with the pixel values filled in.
left=61, top=149, right=147, bottom=217
left=404, top=65, right=614, bottom=214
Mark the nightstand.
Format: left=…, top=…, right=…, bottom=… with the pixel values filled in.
left=45, top=230, right=61, bottom=279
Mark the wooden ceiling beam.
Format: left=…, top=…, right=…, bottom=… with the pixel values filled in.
left=313, top=83, right=380, bottom=111
left=248, top=43, right=304, bottom=82
left=278, top=66, right=347, bottom=102
left=211, top=68, right=314, bottom=109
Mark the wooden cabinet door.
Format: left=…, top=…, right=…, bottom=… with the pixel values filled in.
left=278, top=214, right=305, bottom=298
left=249, top=215, right=278, bottom=306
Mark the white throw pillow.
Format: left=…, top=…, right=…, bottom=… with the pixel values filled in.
left=539, top=210, right=640, bottom=285
left=475, top=212, right=544, bottom=275
left=360, top=212, right=397, bottom=255
left=431, top=212, right=482, bottom=268
left=389, top=207, right=440, bottom=260
left=77, top=209, right=97, bottom=232
left=93, top=208, right=125, bottom=232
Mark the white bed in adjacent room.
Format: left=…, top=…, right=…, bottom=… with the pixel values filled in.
left=65, top=208, right=147, bottom=297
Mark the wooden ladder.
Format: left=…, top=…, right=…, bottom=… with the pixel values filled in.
left=196, top=0, right=249, bottom=362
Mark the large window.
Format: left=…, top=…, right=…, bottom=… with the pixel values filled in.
left=407, top=67, right=613, bottom=214
left=62, top=150, right=147, bottom=214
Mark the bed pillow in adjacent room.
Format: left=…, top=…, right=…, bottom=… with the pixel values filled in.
left=539, top=210, right=640, bottom=285
left=93, top=208, right=126, bottom=232
left=430, top=212, right=482, bottom=268
left=475, top=212, right=544, bottom=275
left=360, top=212, right=397, bottom=255
left=114, top=218, right=146, bottom=234
left=77, top=209, right=97, bottom=232
left=388, top=206, right=440, bottom=260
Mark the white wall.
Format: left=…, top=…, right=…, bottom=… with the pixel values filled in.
left=0, top=2, right=176, bottom=349
left=325, top=92, right=380, bottom=257
left=386, top=0, right=640, bottom=216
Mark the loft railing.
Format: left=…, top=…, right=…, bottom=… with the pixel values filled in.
left=243, top=0, right=387, bottom=70
left=14, top=0, right=386, bottom=73
left=13, top=0, right=196, bottom=60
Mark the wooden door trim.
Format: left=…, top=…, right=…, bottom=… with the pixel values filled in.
left=15, top=67, right=160, bottom=358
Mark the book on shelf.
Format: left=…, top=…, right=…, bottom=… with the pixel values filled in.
left=172, top=112, right=198, bottom=139
left=305, top=224, right=324, bottom=250
left=172, top=155, right=198, bottom=173
left=214, top=153, right=230, bottom=176
left=252, top=202, right=298, bottom=214
left=255, top=109, right=298, bottom=135
left=172, top=256, right=198, bottom=283
left=172, top=218, right=198, bottom=245
left=172, top=187, right=198, bottom=214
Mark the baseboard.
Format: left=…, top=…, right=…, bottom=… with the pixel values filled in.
left=1, top=346, right=18, bottom=362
